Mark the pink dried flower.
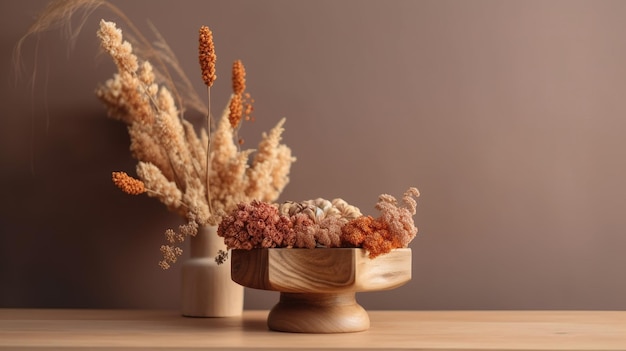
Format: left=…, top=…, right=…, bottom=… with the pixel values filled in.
left=291, top=213, right=316, bottom=248
left=218, top=200, right=294, bottom=250
left=376, top=187, right=420, bottom=248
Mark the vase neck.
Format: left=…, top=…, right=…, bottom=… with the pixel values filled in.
left=189, top=225, right=226, bottom=258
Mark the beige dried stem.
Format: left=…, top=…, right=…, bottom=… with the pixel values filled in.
left=22, top=4, right=297, bottom=268
left=14, top=0, right=204, bottom=117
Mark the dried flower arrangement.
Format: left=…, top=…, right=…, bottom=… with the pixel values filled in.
left=18, top=0, right=421, bottom=271
left=16, top=1, right=297, bottom=270
left=218, top=187, right=420, bottom=258
left=95, top=19, right=295, bottom=269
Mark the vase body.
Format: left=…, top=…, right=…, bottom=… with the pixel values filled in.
left=181, top=225, right=244, bottom=317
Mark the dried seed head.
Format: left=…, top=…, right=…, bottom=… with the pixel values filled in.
left=232, top=60, right=246, bottom=95
left=198, top=25, right=216, bottom=87
left=228, top=93, right=243, bottom=129
left=112, top=171, right=146, bottom=195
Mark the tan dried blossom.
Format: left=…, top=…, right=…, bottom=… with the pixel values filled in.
left=136, top=162, right=182, bottom=209
left=138, top=61, right=155, bottom=86
left=98, top=20, right=138, bottom=73
left=182, top=119, right=207, bottom=178
left=277, top=197, right=361, bottom=248
left=181, top=177, right=212, bottom=225
left=198, top=25, right=216, bottom=87
left=159, top=244, right=184, bottom=269
left=332, top=198, right=363, bottom=221
left=245, top=118, right=295, bottom=202
left=164, top=229, right=177, bottom=244
left=93, top=19, right=294, bottom=267
left=112, top=171, right=145, bottom=195
left=159, top=215, right=198, bottom=269
left=278, top=198, right=362, bottom=223
left=154, top=108, right=191, bottom=185
left=96, top=21, right=155, bottom=126
left=127, top=123, right=175, bottom=181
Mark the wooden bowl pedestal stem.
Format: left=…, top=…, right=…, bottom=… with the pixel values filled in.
left=268, top=292, right=369, bottom=333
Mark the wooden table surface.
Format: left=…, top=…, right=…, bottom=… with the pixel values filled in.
left=1, top=309, right=625, bottom=350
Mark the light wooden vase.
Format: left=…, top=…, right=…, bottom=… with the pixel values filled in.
left=231, top=248, right=411, bottom=333
left=181, top=226, right=244, bottom=317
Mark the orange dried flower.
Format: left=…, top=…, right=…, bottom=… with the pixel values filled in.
left=341, top=215, right=400, bottom=258
left=230, top=61, right=254, bottom=128
left=112, top=171, right=145, bottom=195
left=232, top=60, right=246, bottom=95
left=228, top=93, right=243, bottom=129
left=198, top=25, right=216, bottom=87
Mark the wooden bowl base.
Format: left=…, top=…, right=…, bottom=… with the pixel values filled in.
left=267, top=292, right=370, bottom=333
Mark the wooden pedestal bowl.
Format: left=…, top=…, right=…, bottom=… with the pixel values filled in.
left=231, top=248, right=411, bottom=333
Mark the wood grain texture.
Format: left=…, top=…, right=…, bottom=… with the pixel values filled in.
left=267, top=292, right=370, bottom=333
left=2, top=309, right=626, bottom=350
left=230, top=248, right=412, bottom=332
left=231, top=248, right=412, bottom=293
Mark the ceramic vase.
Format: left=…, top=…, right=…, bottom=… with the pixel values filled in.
left=181, top=225, right=244, bottom=317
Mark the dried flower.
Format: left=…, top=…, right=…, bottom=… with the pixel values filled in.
left=159, top=215, right=198, bottom=270
left=98, top=21, right=294, bottom=215
left=159, top=244, right=184, bottom=269
left=19, top=4, right=295, bottom=269
left=341, top=215, right=397, bottom=258
left=218, top=200, right=295, bottom=250
left=98, top=20, right=138, bottom=73
left=342, top=187, right=420, bottom=257
left=228, top=93, right=243, bottom=129
left=112, top=171, right=145, bottom=195
left=232, top=59, right=246, bottom=95
left=222, top=198, right=339, bottom=249
left=198, top=25, right=216, bottom=87
left=220, top=188, right=419, bottom=258
left=229, top=60, right=252, bottom=132
left=136, top=162, right=183, bottom=210
left=215, top=249, right=229, bottom=265
left=375, top=187, right=420, bottom=248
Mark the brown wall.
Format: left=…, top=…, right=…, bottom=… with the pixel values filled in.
left=2, top=0, right=626, bottom=310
